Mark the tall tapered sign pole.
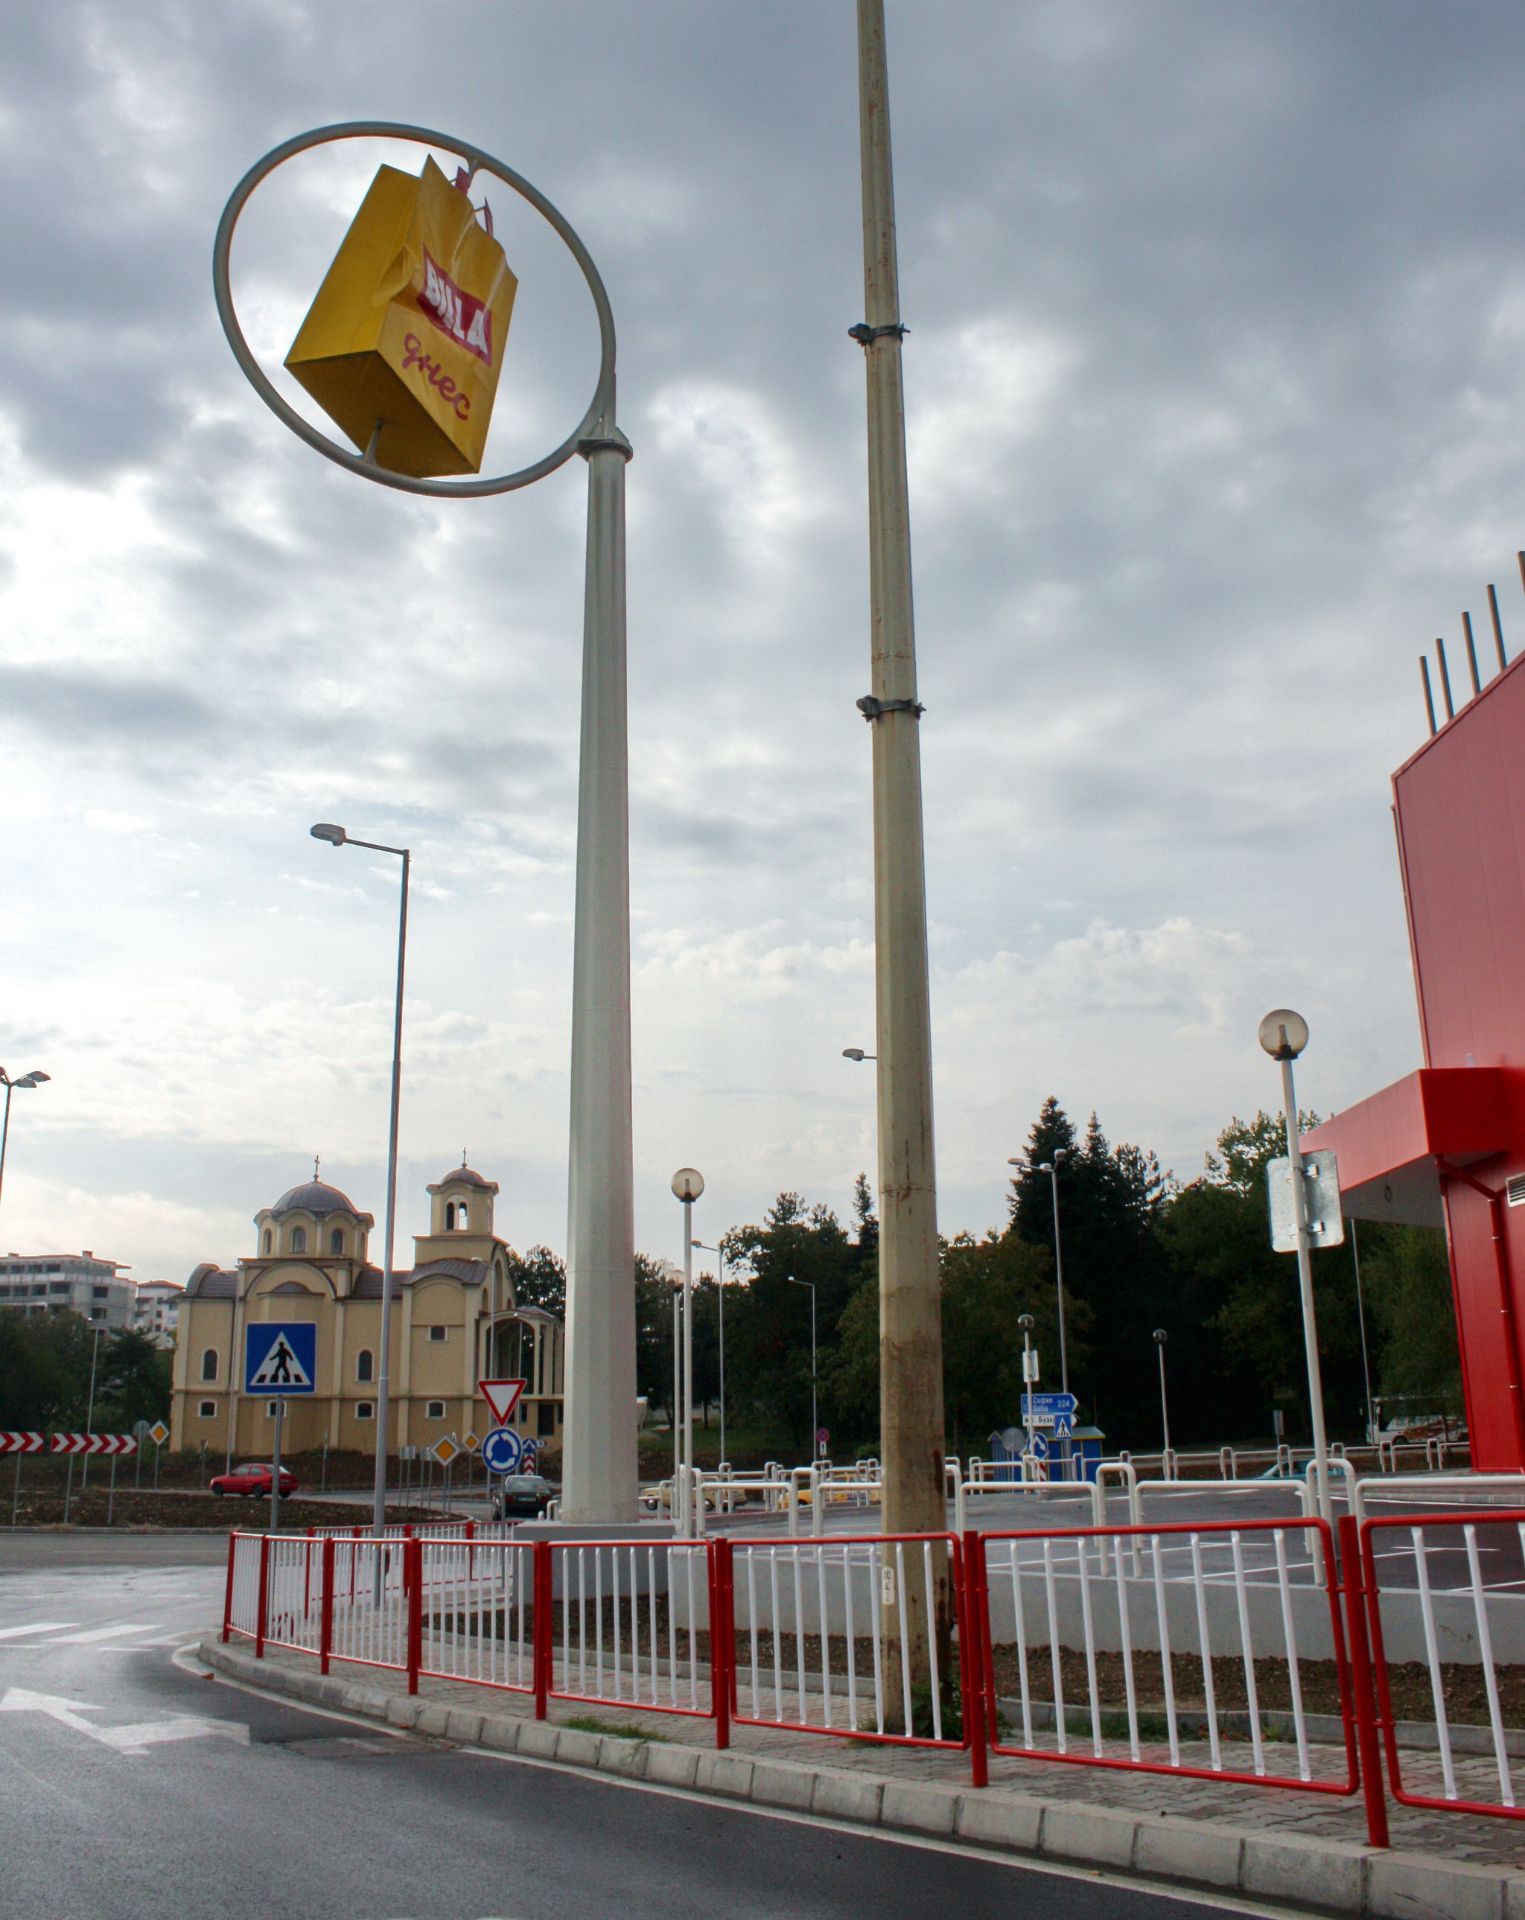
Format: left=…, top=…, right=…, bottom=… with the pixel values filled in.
left=855, top=0, right=948, bottom=1675
left=214, top=123, right=640, bottom=1526
left=561, top=415, right=640, bottom=1524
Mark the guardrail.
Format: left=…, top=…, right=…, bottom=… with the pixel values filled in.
left=727, top=1532, right=978, bottom=1763
left=973, top=1516, right=1359, bottom=1798
left=226, top=1499, right=1525, bottom=1841
left=1360, top=1508, right=1525, bottom=1823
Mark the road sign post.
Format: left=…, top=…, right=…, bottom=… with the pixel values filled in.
left=244, top=1325, right=316, bottom=1533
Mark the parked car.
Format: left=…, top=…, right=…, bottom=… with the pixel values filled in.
left=210, top=1462, right=299, bottom=1498
left=492, top=1473, right=554, bottom=1519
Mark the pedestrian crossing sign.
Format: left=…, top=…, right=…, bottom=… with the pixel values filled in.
left=244, top=1322, right=317, bottom=1395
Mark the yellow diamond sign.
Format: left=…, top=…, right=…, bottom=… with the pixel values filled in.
left=149, top=1421, right=170, bottom=1446
left=431, top=1437, right=459, bottom=1467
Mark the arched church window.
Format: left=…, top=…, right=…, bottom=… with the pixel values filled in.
left=262, top=1229, right=272, bottom=1255
left=330, top=1228, right=344, bottom=1255
left=357, top=1348, right=374, bottom=1383
left=200, top=1348, right=218, bottom=1383
left=292, top=1226, right=307, bottom=1253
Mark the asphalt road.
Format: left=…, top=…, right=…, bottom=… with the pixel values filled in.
left=0, top=1542, right=1295, bottom=1920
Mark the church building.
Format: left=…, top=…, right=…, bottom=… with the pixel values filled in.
left=168, top=1161, right=564, bottom=1461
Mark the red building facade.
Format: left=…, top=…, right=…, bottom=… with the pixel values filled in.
left=1304, top=652, right=1525, bottom=1470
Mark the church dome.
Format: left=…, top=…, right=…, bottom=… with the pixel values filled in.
left=270, top=1178, right=358, bottom=1219
left=440, top=1163, right=496, bottom=1192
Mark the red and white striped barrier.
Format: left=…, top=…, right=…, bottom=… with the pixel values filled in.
left=48, top=1431, right=138, bottom=1456
left=0, top=1432, right=46, bottom=1455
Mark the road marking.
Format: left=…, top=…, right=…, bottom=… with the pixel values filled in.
left=46, top=1623, right=162, bottom=1644
left=0, top=1622, right=77, bottom=1640
left=0, top=1688, right=250, bottom=1756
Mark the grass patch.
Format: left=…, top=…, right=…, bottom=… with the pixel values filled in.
left=562, top=1714, right=669, bottom=1743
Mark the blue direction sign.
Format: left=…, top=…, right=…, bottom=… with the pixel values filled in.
left=244, top=1322, right=316, bottom=1395
left=519, top=1435, right=538, bottom=1467
left=481, top=1426, right=523, bottom=1475
left=1028, top=1431, right=1050, bottom=1460
left=1021, top=1391, right=1077, bottom=1428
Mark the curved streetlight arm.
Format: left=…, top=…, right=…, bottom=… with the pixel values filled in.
left=0, top=1068, right=48, bottom=1217
left=212, top=121, right=617, bottom=499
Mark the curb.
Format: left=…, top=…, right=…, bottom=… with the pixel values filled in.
left=198, top=1639, right=1522, bottom=1920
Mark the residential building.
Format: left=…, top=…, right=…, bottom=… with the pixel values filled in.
left=0, top=1251, right=134, bottom=1329
left=133, top=1280, right=184, bottom=1347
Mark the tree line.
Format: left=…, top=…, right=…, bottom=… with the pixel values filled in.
left=1, top=1104, right=1460, bottom=1458
left=0, top=1316, right=171, bottom=1432
left=629, top=1096, right=1459, bottom=1459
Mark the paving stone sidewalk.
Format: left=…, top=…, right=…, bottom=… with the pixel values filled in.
left=201, top=1635, right=1524, bottom=1919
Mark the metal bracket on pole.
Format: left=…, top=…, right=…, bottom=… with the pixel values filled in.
left=856, top=695, right=924, bottom=721
left=577, top=426, right=633, bottom=462
left=848, top=322, right=909, bottom=345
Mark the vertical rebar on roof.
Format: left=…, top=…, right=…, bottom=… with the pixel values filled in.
left=1435, top=637, right=1455, bottom=720
left=1462, top=611, right=1482, bottom=697
left=1488, top=583, right=1508, bottom=670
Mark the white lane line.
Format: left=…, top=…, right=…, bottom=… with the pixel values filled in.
left=0, top=1622, right=77, bottom=1640
left=45, top=1623, right=162, bottom=1644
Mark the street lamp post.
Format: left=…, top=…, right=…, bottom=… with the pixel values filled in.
left=1153, top=1329, right=1171, bottom=1464
left=311, top=823, right=409, bottom=1538
left=841, top=1048, right=877, bottom=1063
left=692, top=1238, right=729, bottom=1469
left=1258, top=1008, right=1333, bottom=1524
left=669, top=1266, right=683, bottom=1491
left=79, top=1323, right=104, bottom=1493
left=0, top=1068, right=50, bottom=1215
left=671, top=1169, right=703, bottom=1537
left=1011, top=1148, right=1071, bottom=1478
left=1017, top=1312, right=1036, bottom=1474
left=1350, top=1220, right=1378, bottom=1446
left=787, top=1274, right=818, bottom=1457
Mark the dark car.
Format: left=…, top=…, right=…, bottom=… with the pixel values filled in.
left=492, top=1473, right=553, bottom=1519
left=209, top=1462, right=299, bottom=1498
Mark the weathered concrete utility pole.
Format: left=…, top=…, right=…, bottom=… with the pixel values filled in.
left=855, top=0, right=949, bottom=1666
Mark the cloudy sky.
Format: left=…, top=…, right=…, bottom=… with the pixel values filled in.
left=2, top=1, right=1521, bottom=1289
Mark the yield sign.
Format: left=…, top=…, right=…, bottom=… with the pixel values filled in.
left=478, top=1378, right=525, bottom=1425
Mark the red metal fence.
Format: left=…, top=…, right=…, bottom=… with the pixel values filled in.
left=224, top=1507, right=1525, bottom=1844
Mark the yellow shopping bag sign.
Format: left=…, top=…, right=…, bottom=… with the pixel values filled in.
left=285, top=156, right=518, bottom=478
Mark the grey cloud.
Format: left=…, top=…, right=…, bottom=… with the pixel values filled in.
left=0, top=663, right=216, bottom=746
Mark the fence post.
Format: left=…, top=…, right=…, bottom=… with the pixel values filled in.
left=254, top=1533, right=270, bottom=1659
left=959, top=1531, right=989, bottom=1788
left=319, top=1535, right=335, bottom=1676
left=406, top=1537, right=423, bottom=1695
left=221, top=1531, right=238, bottom=1644
left=533, top=1542, right=552, bottom=1720
left=1335, top=1515, right=1390, bottom=1850
left=709, top=1539, right=733, bottom=1750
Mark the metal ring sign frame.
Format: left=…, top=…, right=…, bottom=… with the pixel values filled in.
left=211, top=120, right=617, bottom=497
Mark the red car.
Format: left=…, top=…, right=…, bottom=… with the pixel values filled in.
left=210, top=1462, right=299, bottom=1498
